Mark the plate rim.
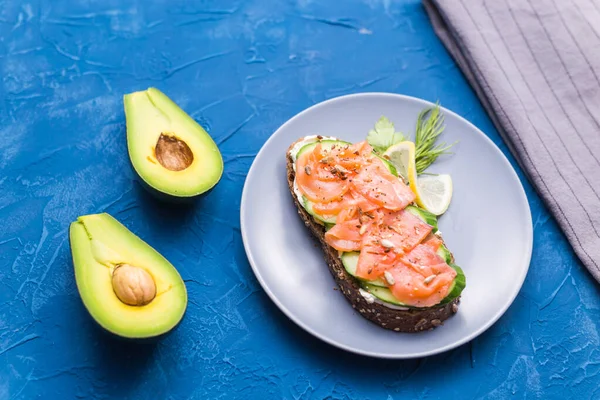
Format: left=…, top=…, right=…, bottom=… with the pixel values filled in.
left=240, top=92, right=533, bottom=359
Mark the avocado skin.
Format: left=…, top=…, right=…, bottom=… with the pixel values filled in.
left=82, top=304, right=186, bottom=343
left=82, top=314, right=181, bottom=348
left=131, top=164, right=219, bottom=204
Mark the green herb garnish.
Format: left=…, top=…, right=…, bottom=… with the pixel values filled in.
left=414, top=103, right=455, bottom=174
left=366, top=103, right=456, bottom=174
left=366, top=116, right=405, bottom=153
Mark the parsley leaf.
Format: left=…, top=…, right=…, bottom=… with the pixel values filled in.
left=367, top=116, right=405, bottom=153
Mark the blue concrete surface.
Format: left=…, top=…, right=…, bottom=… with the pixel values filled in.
left=1, top=0, right=598, bottom=398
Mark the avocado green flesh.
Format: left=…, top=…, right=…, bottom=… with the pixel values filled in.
left=293, top=139, right=465, bottom=309
left=69, top=213, right=187, bottom=338
left=124, top=87, right=223, bottom=197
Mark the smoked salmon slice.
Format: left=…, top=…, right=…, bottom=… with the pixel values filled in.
left=388, top=244, right=457, bottom=307
left=387, top=262, right=456, bottom=308
left=296, top=147, right=349, bottom=203
left=421, top=234, right=443, bottom=252
left=351, top=161, right=415, bottom=211
left=353, top=211, right=433, bottom=280
left=324, top=218, right=363, bottom=252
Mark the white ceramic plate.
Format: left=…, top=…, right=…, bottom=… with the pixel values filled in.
left=241, top=93, right=532, bottom=358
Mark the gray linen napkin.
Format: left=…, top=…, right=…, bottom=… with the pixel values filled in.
left=423, top=0, right=600, bottom=282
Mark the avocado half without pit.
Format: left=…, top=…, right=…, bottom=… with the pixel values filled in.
left=69, top=213, right=187, bottom=339
left=124, top=88, right=223, bottom=198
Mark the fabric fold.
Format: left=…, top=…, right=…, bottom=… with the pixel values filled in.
left=424, top=0, right=600, bottom=282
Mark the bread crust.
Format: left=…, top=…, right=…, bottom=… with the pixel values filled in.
left=287, top=140, right=460, bottom=332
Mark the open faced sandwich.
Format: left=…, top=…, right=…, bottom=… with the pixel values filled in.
left=286, top=135, right=466, bottom=332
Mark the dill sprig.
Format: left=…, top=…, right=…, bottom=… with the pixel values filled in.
left=414, top=103, right=456, bottom=174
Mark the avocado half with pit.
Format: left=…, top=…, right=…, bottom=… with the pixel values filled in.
left=124, top=88, right=223, bottom=198
left=69, top=213, right=187, bottom=338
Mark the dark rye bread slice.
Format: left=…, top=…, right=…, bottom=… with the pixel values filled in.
left=286, top=140, right=460, bottom=333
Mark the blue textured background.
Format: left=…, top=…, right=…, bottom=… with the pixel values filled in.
left=1, top=0, right=599, bottom=398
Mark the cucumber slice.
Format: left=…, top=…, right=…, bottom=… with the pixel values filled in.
left=374, top=155, right=398, bottom=177
left=341, top=252, right=387, bottom=287
left=303, top=196, right=337, bottom=224
left=436, top=244, right=452, bottom=264
left=362, top=284, right=409, bottom=306
left=405, top=205, right=438, bottom=232
left=296, top=139, right=350, bottom=158
left=439, top=264, right=466, bottom=305
left=361, top=264, right=466, bottom=308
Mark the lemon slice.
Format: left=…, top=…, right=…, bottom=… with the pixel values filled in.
left=383, top=141, right=417, bottom=185
left=384, top=141, right=453, bottom=215
left=414, top=174, right=453, bottom=215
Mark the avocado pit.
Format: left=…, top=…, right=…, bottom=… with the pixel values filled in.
left=112, top=264, right=157, bottom=306
left=155, top=133, right=194, bottom=171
